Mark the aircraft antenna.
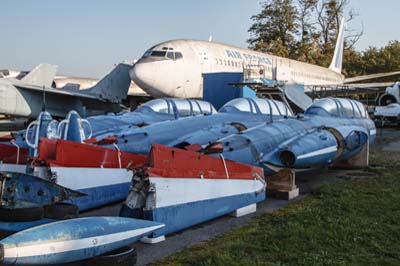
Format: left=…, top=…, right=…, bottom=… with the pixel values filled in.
left=42, top=85, right=46, bottom=111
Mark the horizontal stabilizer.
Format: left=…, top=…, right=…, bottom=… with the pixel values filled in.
left=21, top=63, right=58, bottom=87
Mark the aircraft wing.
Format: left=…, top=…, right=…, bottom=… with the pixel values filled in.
left=344, top=82, right=395, bottom=89
left=344, top=71, right=400, bottom=83
left=13, top=82, right=105, bottom=101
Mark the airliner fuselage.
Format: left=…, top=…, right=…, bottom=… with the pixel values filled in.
left=130, top=39, right=344, bottom=98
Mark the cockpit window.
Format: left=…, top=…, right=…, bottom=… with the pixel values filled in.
left=175, top=52, right=183, bottom=60
left=151, top=51, right=167, bottom=57
left=220, top=98, right=252, bottom=113
left=305, top=98, right=367, bottom=118
left=220, top=98, right=293, bottom=116
left=142, top=46, right=183, bottom=60
left=137, top=99, right=216, bottom=116
left=167, top=51, right=175, bottom=60
left=138, top=99, right=170, bottom=114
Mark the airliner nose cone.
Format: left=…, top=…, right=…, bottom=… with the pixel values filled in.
left=129, top=63, right=169, bottom=98
left=129, top=63, right=153, bottom=88
left=129, top=64, right=154, bottom=83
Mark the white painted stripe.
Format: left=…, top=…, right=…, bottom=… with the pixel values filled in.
left=0, top=163, right=26, bottom=173
left=48, top=167, right=132, bottom=190
left=150, top=177, right=265, bottom=208
left=297, top=145, right=337, bottom=160
left=370, top=129, right=376, bottom=136
left=4, top=224, right=164, bottom=259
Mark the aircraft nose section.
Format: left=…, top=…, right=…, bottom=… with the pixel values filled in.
left=130, top=62, right=173, bottom=97
left=129, top=63, right=156, bottom=92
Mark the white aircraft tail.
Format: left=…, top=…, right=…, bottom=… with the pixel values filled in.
left=21, top=63, right=58, bottom=87
left=329, top=17, right=345, bottom=74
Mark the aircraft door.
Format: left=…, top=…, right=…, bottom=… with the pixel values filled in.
left=192, top=43, right=212, bottom=73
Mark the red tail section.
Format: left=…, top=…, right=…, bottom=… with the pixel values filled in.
left=146, top=144, right=264, bottom=180
left=38, top=138, right=146, bottom=168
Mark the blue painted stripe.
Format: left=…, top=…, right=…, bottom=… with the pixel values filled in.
left=71, top=182, right=131, bottom=211
left=141, top=191, right=265, bottom=237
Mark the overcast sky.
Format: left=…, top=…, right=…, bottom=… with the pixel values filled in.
left=0, top=0, right=398, bottom=77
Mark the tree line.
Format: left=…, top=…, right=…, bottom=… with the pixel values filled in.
left=248, top=0, right=400, bottom=78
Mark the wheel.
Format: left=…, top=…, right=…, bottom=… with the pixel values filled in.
left=44, top=203, right=79, bottom=219
left=0, top=206, right=44, bottom=222
left=81, top=246, right=137, bottom=266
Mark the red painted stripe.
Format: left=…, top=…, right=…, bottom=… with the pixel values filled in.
left=38, top=138, right=146, bottom=168
left=146, top=144, right=264, bottom=180
left=0, top=143, right=29, bottom=164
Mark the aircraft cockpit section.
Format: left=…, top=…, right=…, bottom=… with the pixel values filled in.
left=219, top=98, right=293, bottom=116
left=305, top=98, right=369, bottom=119
left=137, top=98, right=216, bottom=117
left=140, top=46, right=183, bottom=62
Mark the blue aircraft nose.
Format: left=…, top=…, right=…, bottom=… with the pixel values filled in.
left=0, top=216, right=164, bottom=265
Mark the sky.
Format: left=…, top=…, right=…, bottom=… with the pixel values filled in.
left=0, top=0, right=398, bottom=77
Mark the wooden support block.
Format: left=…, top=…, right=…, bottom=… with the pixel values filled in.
left=267, top=169, right=299, bottom=200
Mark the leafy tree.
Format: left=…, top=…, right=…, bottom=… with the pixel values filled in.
left=248, top=0, right=399, bottom=77
left=248, top=0, right=363, bottom=68
left=248, top=0, right=298, bottom=57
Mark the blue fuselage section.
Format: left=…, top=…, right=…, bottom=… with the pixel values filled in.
left=216, top=114, right=376, bottom=175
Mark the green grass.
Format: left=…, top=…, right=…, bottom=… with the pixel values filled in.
left=153, top=151, right=400, bottom=266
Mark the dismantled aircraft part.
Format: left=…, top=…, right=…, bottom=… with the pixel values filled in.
left=121, top=144, right=265, bottom=237
left=379, top=93, right=398, bottom=106
left=377, top=82, right=400, bottom=106
left=36, top=138, right=146, bottom=169
left=0, top=171, right=86, bottom=209
left=87, top=98, right=217, bottom=139
left=264, top=129, right=338, bottom=168
left=217, top=98, right=376, bottom=175
left=105, top=97, right=293, bottom=155
left=0, top=217, right=164, bottom=265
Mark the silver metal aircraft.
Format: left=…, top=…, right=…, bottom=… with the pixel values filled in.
left=0, top=63, right=132, bottom=119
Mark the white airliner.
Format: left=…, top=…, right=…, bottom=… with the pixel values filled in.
left=130, top=20, right=346, bottom=98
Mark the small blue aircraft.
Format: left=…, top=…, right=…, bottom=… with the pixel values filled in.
left=0, top=98, right=216, bottom=153
left=206, top=98, right=376, bottom=174
left=99, top=98, right=294, bottom=154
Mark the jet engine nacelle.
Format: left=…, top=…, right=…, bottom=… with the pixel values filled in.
left=378, top=82, right=400, bottom=106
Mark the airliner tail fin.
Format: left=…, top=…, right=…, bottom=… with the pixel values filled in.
left=329, top=17, right=345, bottom=74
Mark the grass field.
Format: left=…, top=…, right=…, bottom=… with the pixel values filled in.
left=153, top=151, right=400, bottom=266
